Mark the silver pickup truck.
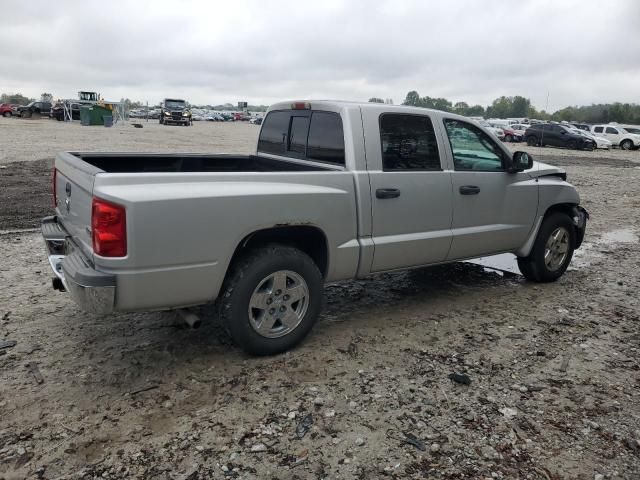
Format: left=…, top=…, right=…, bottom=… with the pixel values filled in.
left=42, top=100, right=587, bottom=355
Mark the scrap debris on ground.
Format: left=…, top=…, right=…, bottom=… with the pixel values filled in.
left=0, top=119, right=639, bottom=479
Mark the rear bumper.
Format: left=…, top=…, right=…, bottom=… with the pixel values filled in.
left=42, top=216, right=116, bottom=314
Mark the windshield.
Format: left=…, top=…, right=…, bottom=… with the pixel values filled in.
left=165, top=100, right=186, bottom=109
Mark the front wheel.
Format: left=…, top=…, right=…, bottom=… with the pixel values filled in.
left=2, top=111, right=10, bottom=118
left=218, top=245, right=323, bottom=355
left=526, top=136, right=538, bottom=147
left=505, top=134, right=512, bottom=142
left=517, top=212, right=575, bottom=282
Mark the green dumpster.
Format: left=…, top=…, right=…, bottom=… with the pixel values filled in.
left=79, top=105, right=113, bottom=126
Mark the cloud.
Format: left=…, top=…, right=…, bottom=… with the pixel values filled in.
left=0, top=0, right=638, bottom=109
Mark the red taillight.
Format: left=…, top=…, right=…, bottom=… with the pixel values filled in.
left=92, top=197, right=127, bottom=257
left=291, top=101, right=311, bottom=110
left=53, top=168, right=57, bottom=207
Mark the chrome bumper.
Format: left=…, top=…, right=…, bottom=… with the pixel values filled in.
left=42, top=216, right=116, bottom=314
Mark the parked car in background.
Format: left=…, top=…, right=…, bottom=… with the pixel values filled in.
left=525, top=123, right=596, bottom=150
left=566, top=127, right=612, bottom=150
left=17, top=101, right=52, bottom=118
left=571, top=123, right=590, bottom=131
left=590, top=125, right=640, bottom=150
left=233, top=112, right=252, bottom=121
left=249, top=117, right=263, bottom=125
left=42, top=100, right=588, bottom=355
left=501, top=126, right=524, bottom=142
left=487, top=119, right=513, bottom=129
left=0, top=103, right=18, bottom=117
left=477, top=120, right=504, bottom=140
left=51, top=102, right=81, bottom=121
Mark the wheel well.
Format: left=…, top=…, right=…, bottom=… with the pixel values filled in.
left=544, top=203, right=576, bottom=220
left=230, top=226, right=329, bottom=278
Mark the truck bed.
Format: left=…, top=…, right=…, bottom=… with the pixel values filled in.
left=52, top=150, right=360, bottom=311
left=74, top=153, right=330, bottom=173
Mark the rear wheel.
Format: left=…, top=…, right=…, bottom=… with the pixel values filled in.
left=620, top=139, right=633, bottom=150
left=517, top=212, right=575, bottom=282
left=218, top=245, right=323, bottom=355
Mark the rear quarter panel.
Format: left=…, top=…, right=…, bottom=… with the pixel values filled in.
left=92, top=171, right=359, bottom=311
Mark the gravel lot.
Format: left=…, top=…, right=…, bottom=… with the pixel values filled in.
left=1, top=117, right=639, bottom=479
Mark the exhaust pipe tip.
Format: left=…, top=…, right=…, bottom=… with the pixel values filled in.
left=177, top=309, right=201, bottom=329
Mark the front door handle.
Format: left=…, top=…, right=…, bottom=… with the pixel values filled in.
left=459, top=185, right=481, bottom=195
left=376, top=188, right=401, bottom=199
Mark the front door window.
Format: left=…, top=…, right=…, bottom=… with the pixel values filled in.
left=444, top=119, right=505, bottom=171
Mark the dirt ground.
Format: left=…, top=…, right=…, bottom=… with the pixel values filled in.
left=1, top=117, right=639, bottom=479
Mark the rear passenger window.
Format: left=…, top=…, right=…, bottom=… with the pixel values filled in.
left=594, top=126, right=603, bottom=133
left=258, top=110, right=345, bottom=165
left=605, top=127, right=618, bottom=134
left=258, top=111, right=290, bottom=155
left=380, top=114, right=441, bottom=171
left=307, top=112, right=345, bottom=165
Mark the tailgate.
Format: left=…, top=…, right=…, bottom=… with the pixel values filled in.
left=54, top=152, right=102, bottom=259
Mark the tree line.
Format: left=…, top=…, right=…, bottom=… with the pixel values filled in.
left=395, top=91, right=640, bottom=124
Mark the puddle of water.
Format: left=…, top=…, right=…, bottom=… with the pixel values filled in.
left=599, top=228, right=638, bottom=245
left=465, top=253, right=521, bottom=275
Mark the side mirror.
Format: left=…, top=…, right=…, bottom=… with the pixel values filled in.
left=508, top=151, right=533, bottom=173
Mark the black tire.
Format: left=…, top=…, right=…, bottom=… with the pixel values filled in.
left=526, top=136, right=538, bottom=147
left=620, top=139, right=633, bottom=151
left=218, top=245, right=323, bottom=355
left=517, top=212, right=575, bottom=283
left=2, top=111, right=10, bottom=118
left=21, top=111, right=32, bottom=118
left=567, top=140, right=577, bottom=150
left=505, top=134, right=512, bottom=142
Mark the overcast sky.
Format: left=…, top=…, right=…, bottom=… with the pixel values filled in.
left=1, top=0, right=638, bottom=110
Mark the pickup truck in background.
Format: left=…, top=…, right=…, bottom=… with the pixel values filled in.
left=17, top=101, right=52, bottom=118
left=160, top=98, right=192, bottom=126
left=42, top=100, right=588, bottom=355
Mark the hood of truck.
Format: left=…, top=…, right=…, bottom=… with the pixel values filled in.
left=527, top=161, right=566, bottom=179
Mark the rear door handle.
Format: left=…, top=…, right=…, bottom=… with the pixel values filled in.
left=459, top=185, right=481, bottom=195
left=376, top=188, right=401, bottom=199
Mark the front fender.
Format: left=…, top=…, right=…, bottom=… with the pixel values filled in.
left=538, top=177, right=580, bottom=213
